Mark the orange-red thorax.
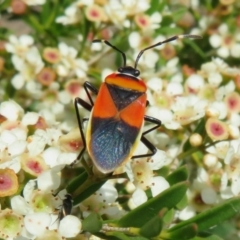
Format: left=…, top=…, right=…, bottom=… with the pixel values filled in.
left=92, top=73, right=147, bottom=129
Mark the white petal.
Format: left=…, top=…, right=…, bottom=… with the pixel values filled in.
left=0, top=100, right=23, bottom=121
left=58, top=215, right=81, bottom=238
left=11, top=74, right=25, bottom=89
left=147, top=77, right=163, bottom=92
left=166, top=82, right=183, bottom=96
left=0, top=130, right=17, bottom=144
left=218, top=23, right=228, bottom=35
left=128, top=32, right=141, bottom=48
left=42, top=147, right=61, bottom=167
left=178, top=206, right=196, bottom=220
left=132, top=188, right=147, bottom=207
left=151, top=176, right=170, bottom=197
left=186, top=74, right=204, bottom=90
left=24, top=213, right=51, bottom=236
left=149, top=149, right=168, bottom=170
left=231, top=176, right=240, bottom=196
left=217, top=47, right=229, bottom=58
left=11, top=195, right=33, bottom=215
left=37, top=170, right=61, bottom=192
left=208, top=72, right=222, bottom=87
left=8, top=140, right=27, bottom=157
left=21, top=112, right=39, bottom=126
left=209, top=34, right=221, bottom=48
left=57, top=152, right=77, bottom=165
left=19, top=35, right=34, bottom=46
left=201, top=187, right=217, bottom=204
left=230, top=44, right=240, bottom=58
left=23, top=180, right=37, bottom=202
left=0, top=157, right=21, bottom=173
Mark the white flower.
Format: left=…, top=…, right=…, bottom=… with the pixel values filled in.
left=5, top=35, right=34, bottom=57
left=209, top=23, right=240, bottom=58
left=171, top=95, right=207, bottom=125
left=56, top=4, right=81, bottom=25
left=56, top=42, right=88, bottom=78
left=11, top=47, right=44, bottom=89
left=22, top=0, right=46, bottom=5
left=0, top=100, right=24, bottom=121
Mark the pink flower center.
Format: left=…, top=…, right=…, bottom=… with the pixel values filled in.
left=47, top=52, right=58, bottom=60
left=0, top=175, right=12, bottom=190
left=69, top=140, right=82, bottom=151
left=90, top=9, right=99, bottom=18
left=27, top=160, right=43, bottom=174
left=139, top=17, right=147, bottom=26
left=224, top=36, right=232, bottom=46
left=210, top=123, right=224, bottom=136
left=228, top=97, right=237, bottom=109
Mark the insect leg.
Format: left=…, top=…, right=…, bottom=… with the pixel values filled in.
left=132, top=115, right=161, bottom=159
left=71, top=82, right=98, bottom=165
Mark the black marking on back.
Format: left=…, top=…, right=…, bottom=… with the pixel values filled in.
left=90, top=117, right=139, bottom=172
left=106, top=83, right=143, bottom=111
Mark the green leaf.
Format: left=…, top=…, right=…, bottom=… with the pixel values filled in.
left=166, top=165, right=188, bottom=185
left=191, top=235, right=224, bottom=240
left=163, top=208, right=175, bottom=224
left=146, top=0, right=160, bottom=14
left=23, top=13, right=45, bottom=33
left=73, top=178, right=106, bottom=205
left=170, top=197, right=240, bottom=232
left=184, top=38, right=206, bottom=59
left=104, top=232, right=148, bottom=240
left=116, top=182, right=188, bottom=227
left=162, top=223, right=198, bottom=240
left=175, top=194, right=188, bottom=210
left=66, top=170, right=88, bottom=193
left=172, top=7, right=188, bottom=22
left=155, top=26, right=183, bottom=35
left=139, top=209, right=166, bottom=238
left=82, top=212, right=102, bottom=233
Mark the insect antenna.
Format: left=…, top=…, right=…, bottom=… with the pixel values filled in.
left=134, top=34, right=202, bottom=69
left=92, top=39, right=127, bottom=67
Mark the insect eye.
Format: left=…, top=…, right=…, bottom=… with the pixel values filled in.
left=134, top=69, right=140, bottom=77
left=118, top=67, right=124, bottom=73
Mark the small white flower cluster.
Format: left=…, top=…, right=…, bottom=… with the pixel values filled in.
left=56, top=0, right=161, bottom=31
left=0, top=100, right=82, bottom=239
left=5, top=35, right=44, bottom=90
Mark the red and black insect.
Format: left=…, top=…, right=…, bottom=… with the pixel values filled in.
left=74, top=34, right=201, bottom=174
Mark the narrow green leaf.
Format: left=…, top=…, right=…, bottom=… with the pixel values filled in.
left=73, top=179, right=106, bottom=205
left=176, top=194, right=188, bottom=210
left=82, top=212, right=102, bottom=233
left=66, top=170, right=88, bottom=193
left=191, top=235, right=224, bottom=240
left=155, top=26, right=183, bottom=35
left=105, top=232, right=148, bottom=240
left=162, top=223, right=197, bottom=240
left=172, top=7, right=188, bottom=22
left=184, top=38, right=206, bottom=59
left=116, top=182, right=188, bottom=227
left=139, top=209, right=166, bottom=238
left=170, top=197, right=240, bottom=232
left=163, top=209, right=175, bottom=224
left=166, top=165, right=188, bottom=185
